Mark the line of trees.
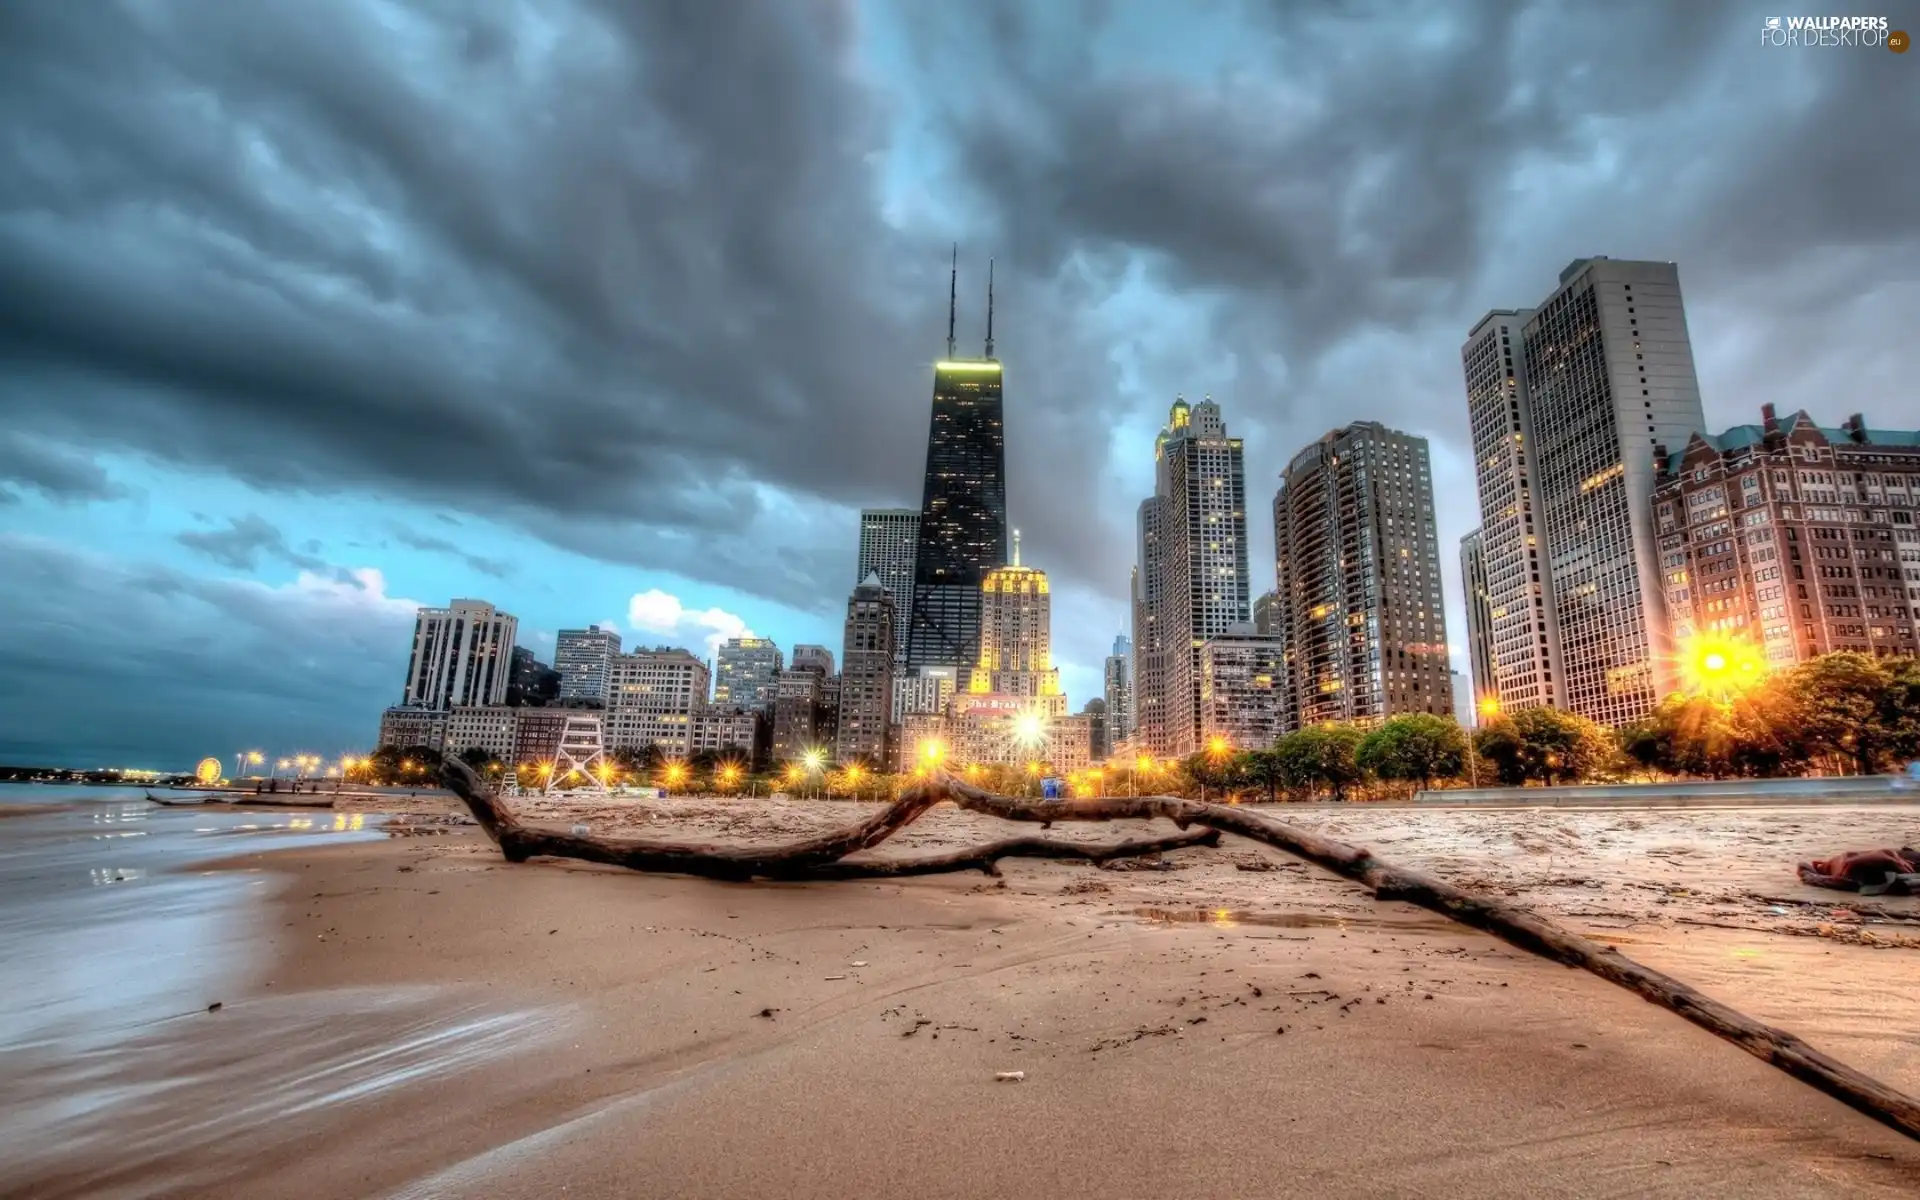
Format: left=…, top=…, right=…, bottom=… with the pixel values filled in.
left=1175, top=651, right=1920, bottom=801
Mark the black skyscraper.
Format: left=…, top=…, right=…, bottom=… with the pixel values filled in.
left=905, top=254, right=1008, bottom=672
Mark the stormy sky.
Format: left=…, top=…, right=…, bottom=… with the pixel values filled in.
left=2, top=0, right=1915, bottom=767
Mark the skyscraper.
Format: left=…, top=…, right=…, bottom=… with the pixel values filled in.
left=1459, top=529, right=1497, bottom=711
left=1131, top=501, right=1169, bottom=753
left=1522, top=258, right=1706, bottom=724
left=836, top=573, right=898, bottom=765
left=1134, top=397, right=1249, bottom=755
left=965, top=530, right=1064, bottom=710
left=554, top=626, right=621, bottom=707
left=1461, top=307, right=1561, bottom=714
left=858, top=509, right=919, bottom=664
left=713, top=636, right=783, bottom=713
left=1274, top=422, right=1451, bottom=726
left=905, top=253, right=1008, bottom=673
left=1103, top=633, right=1132, bottom=744
left=402, top=599, right=518, bottom=710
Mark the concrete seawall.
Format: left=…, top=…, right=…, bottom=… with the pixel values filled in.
left=1413, top=775, right=1914, bottom=807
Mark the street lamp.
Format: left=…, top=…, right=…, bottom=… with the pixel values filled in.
left=718, top=762, right=742, bottom=796
left=663, top=761, right=688, bottom=794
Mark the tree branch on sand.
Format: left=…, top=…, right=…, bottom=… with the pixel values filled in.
left=437, top=758, right=1920, bottom=1144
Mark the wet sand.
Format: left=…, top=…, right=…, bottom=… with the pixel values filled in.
left=10, top=797, right=1920, bottom=1198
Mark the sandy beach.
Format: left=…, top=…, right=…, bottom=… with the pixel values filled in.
left=8, top=794, right=1919, bottom=1198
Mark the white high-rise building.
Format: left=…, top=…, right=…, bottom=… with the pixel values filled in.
left=554, top=626, right=621, bottom=707
left=1520, top=258, right=1706, bottom=725
left=1462, top=308, right=1561, bottom=714
left=858, top=508, right=919, bottom=666
left=402, top=599, right=517, bottom=710
left=1134, top=397, right=1249, bottom=755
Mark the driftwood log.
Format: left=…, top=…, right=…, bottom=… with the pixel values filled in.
left=146, top=790, right=336, bottom=810
left=438, top=759, right=1920, bottom=1143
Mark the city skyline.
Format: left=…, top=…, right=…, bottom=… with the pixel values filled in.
left=1, top=4, right=1912, bottom=766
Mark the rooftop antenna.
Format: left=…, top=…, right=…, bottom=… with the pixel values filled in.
left=946, top=244, right=958, bottom=360
left=1012, top=527, right=1021, bottom=568
left=984, top=257, right=996, bottom=359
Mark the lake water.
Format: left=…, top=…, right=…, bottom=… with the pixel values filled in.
left=0, top=783, right=559, bottom=1197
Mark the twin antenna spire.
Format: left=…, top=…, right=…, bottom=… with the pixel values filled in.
left=945, top=247, right=997, bottom=360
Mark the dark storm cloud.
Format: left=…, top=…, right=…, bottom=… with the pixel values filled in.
left=389, top=525, right=513, bottom=580
left=0, top=0, right=944, bottom=599
left=0, top=535, right=414, bottom=764
left=178, top=514, right=319, bottom=572
left=1, top=0, right=1915, bottom=660
left=0, top=432, right=130, bottom=505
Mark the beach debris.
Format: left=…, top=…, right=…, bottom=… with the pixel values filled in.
left=851, top=960, right=868, bottom=967
left=994, top=1071, right=1025, bottom=1083
left=571, top=824, right=591, bottom=836
left=756, top=1008, right=778, bottom=1019
left=434, top=757, right=1920, bottom=1144
left=206, top=1001, right=223, bottom=1013
left=824, top=974, right=847, bottom=981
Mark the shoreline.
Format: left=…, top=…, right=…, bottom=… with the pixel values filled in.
left=12, top=799, right=1920, bottom=1197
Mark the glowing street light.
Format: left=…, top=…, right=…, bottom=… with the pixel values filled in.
left=1012, top=710, right=1047, bottom=749
left=1477, top=695, right=1501, bottom=719
left=663, top=762, right=688, bottom=792
left=1207, top=736, right=1230, bottom=757
left=919, top=738, right=946, bottom=767
left=1678, top=634, right=1768, bottom=701
left=718, top=762, right=742, bottom=795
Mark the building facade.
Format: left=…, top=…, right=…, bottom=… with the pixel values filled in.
left=377, top=706, right=448, bottom=753
left=689, top=708, right=768, bottom=766
left=1132, top=397, right=1250, bottom=755
left=554, top=626, right=622, bottom=707
left=604, top=648, right=708, bottom=759
left=512, top=709, right=571, bottom=766
left=771, top=669, right=826, bottom=763
left=1197, top=629, right=1290, bottom=750
left=401, top=599, right=517, bottom=710
left=858, top=508, right=919, bottom=665
left=1461, top=307, right=1563, bottom=714
left=1459, top=529, right=1497, bottom=709
left=836, top=574, right=897, bottom=765
left=506, top=647, right=561, bottom=708
left=1655, top=406, right=1920, bottom=667
left=1103, top=633, right=1132, bottom=745
left=1520, top=257, right=1707, bottom=725
left=964, top=533, right=1065, bottom=710
left=713, top=637, right=783, bottom=713
left=906, top=260, right=1008, bottom=672
left=894, top=711, right=949, bottom=772
left=1275, top=422, right=1451, bottom=726
left=1082, top=698, right=1109, bottom=763
left=444, top=706, right=518, bottom=764
left=893, top=666, right=958, bottom=722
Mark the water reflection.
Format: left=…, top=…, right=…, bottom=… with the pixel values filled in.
left=0, top=794, right=564, bottom=1197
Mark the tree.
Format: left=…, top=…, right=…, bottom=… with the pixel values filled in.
left=1616, top=719, right=1666, bottom=781
left=1238, top=749, right=1287, bottom=803
left=610, top=745, right=662, bottom=773
left=1471, top=708, right=1607, bottom=785
left=457, top=746, right=492, bottom=772
left=1273, top=724, right=1367, bottom=800
left=1354, top=713, right=1467, bottom=794
left=1786, top=652, right=1899, bottom=775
